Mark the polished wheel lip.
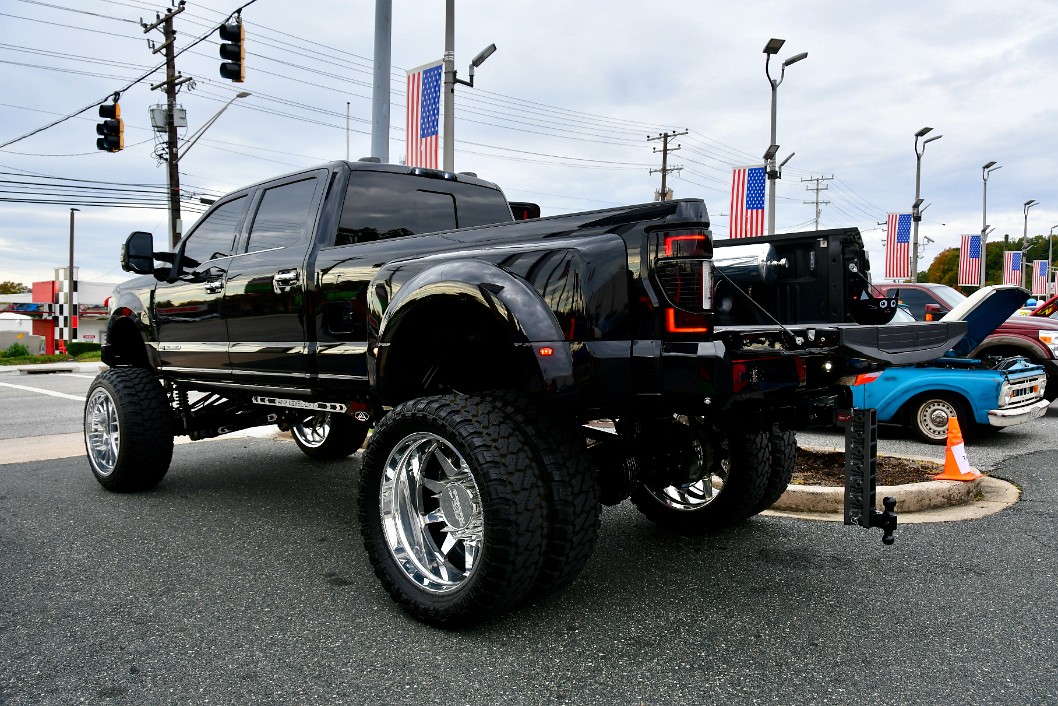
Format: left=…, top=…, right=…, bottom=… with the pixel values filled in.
left=918, top=399, right=955, bottom=441
left=85, top=387, right=119, bottom=477
left=379, top=431, right=484, bottom=594
left=293, top=412, right=330, bottom=448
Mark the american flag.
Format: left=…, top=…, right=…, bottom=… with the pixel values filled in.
left=958, top=234, right=981, bottom=286
left=1003, top=250, right=1022, bottom=286
left=406, top=61, right=443, bottom=169
left=885, top=213, right=911, bottom=279
left=1032, top=260, right=1049, bottom=296
left=729, top=165, right=766, bottom=238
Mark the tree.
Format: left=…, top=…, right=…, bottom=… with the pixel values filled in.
left=921, top=235, right=1056, bottom=290
left=922, top=248, right=960, bottom=289
left=0, top=281, right=30, bottom=294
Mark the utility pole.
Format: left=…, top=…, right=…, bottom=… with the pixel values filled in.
left=144, top=2, right=190, bottom=248
left=647, top=130, right=687, bottom=201
left=801, top=174, right=832, bottom=230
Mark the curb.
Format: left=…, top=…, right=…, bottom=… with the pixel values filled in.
left=764, top=446, right=1022, bottom=523
left=772, top=475, right=984, bottom=514
left=0, top=362, right=106, bottom=375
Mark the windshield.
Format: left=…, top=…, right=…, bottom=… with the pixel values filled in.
left=931, top=285, right=967, bottom=308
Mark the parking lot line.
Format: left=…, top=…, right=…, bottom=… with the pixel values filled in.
left=0, top=381, right=85, bottom=402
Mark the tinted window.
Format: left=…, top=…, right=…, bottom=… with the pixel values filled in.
left=182, top=196, right=247, bottom=266
left=246, top=178, right=318, bottom=252
left=333, top=172, right=511, bottom=246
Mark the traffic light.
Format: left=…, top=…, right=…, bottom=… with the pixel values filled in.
left=96, top=102, right=123, bottom=152
left=219, top=22, right=245, bottom=83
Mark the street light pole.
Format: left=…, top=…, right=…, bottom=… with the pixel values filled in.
left=911, top=127, right=942, bottom=283
left=178, top=92, right=250, bottom=160
left=980, top=161, right=1001, bottom=287
left=1022, top=199, right=1038, bottom=290
left=763, top=38, right=807, bottom=236
left=67, top=207, right=80, bottom=351
left=441, top=0, right=496, bottom=173
left=1049, top=224, right=1058, bottom=296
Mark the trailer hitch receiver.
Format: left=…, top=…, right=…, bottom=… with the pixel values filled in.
left=841, top=407, right=898, bottom=544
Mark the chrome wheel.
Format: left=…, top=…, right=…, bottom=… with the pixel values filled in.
left=644, top=422, right=726, bottom=512
left=292, top=413, right=330, bottom=448
left=85, top=387, right=120, bottom=477
left=916, top=398, right=958, bottom=442
left=380, top=431, right=484, bottom=594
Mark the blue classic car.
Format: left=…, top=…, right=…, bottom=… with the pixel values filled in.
left=851, top=286, right=1050, bottom=443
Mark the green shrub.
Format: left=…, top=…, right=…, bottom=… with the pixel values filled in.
left=3, top=343, right=31, bottom=358
left=67, top=342, right=101, bottom=357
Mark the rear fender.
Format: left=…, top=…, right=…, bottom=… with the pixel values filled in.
left=370, top=259, right=573, bottom=382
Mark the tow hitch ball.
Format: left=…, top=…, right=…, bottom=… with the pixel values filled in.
left=840, top=408, right=898, bottom=545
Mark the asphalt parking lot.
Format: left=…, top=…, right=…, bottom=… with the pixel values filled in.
left=2, top=370, right=1057, bottom=704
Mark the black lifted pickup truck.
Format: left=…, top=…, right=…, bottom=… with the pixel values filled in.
left=86, top=160, right=964, bottom=626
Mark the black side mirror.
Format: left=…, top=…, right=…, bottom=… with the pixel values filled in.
left=121, top=231, right=156, bottom=275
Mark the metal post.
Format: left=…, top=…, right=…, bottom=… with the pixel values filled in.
left=1022, top=200, right=1038, bottom=290
left=67, top=207, right=79, bottom=349
left=763, top=40, right=806, bottom=236
left=981, top=162, right=1000, bottom=287
left=370, top=0, right=392, bottom=162
left=1050, top=224, right=1058, bottom=295
left=911, top=128, right=941, bottom=283
left=442, top=0, right=455, bottom=172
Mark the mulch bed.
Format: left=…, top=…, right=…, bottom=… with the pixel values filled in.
left=792, top=447, right=942, bottom=487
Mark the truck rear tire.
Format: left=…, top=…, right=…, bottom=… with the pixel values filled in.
left=482, top=393, right=601, bottom=597
left=358, top=395, right=548, bottom=626
left=84, top=368, right=174, bottom=492
left=630, top=426, right=770, bottom=534
left=291, top=412, right=368, bottom=460
left=754, top=426, right=797, bottom=512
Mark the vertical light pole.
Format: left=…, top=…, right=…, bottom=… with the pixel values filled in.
left=370, top=0, right=392, bottom=162
left=441, top=0, right=496, bottom=173
left=763, top=38, right=807, bottom=236
left=67, top=207, right=80, bottom=351
left=980, top=161, right=1001, bottom=287
left=1049, top=224, right=1058, bottom=295
left=911, top=127, right=942, bottom=283
left=1022, top=199, right=1038, bottom=290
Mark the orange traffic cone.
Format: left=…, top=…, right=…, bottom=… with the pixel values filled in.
left=933, top=415, right=983, bottom=481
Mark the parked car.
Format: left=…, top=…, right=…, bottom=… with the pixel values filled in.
left=1029, top=294, right=1058, bottom=319
left=876, top=282, right=1058, bottom=401
left=852, top=287, right=1050, bottom=443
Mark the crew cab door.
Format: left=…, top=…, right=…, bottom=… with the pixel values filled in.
left=222, top=171, right=327, bottom=384
left=153, top=195, right=249, bottom=376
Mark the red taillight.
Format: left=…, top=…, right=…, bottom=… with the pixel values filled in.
left=851, top=371, right=883, bottom=386
left=664, top=234, right=709, bottom=257
left=538, top=346, right=555, bottom=357
left=666, top=308, right=709, bottom=334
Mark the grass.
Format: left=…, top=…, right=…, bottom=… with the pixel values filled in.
left=0, top=352, right=102, bottom=366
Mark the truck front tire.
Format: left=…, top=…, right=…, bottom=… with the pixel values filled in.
left=291, top=412, right=368, bottom=460
left=358, top=395, right=548, bottom=626
left=84, top=368, right=174, bottom=492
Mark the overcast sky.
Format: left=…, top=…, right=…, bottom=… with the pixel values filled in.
left=1, top=0, right=1056, bottom=290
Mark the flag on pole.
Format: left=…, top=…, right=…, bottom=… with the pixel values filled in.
left=885, top=213, right=912, bottom=278
left=1032, top=260, right=1049, bottom=296
left=1003, top=251, right=1022, bottom=286
left=958, top=235, right=982, bottom=286
left=729, top=165, right=766, bottom=238
left=406, top=61, right=443, bottom=169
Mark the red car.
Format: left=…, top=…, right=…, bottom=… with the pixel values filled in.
left=876, top=282, right=1058, bottom=401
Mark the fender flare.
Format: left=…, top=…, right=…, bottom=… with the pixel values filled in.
left=970, top=335, right=1050, bottom=361
left=104, top=290, right=160, bottom=368
left=369, top=258, right=573, bottom=386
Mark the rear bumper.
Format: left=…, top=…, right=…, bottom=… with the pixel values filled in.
left=988, top=398, right=1051, bottom=427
